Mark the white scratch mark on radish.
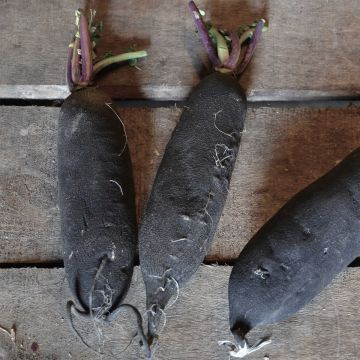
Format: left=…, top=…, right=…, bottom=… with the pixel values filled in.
left=109, top=180, right=124, bottom=196
left=110, top=250, right=115, bottom=261
left=105, top=102, right=128, bottom=157
left=110, top=243, right=116, bottom=261
left=171, top=237, right=189, bottom=243
left=155, top=286, right=166, bottom=294
left=203, top=192, right=213, bottom=227
left=148, top=268, right=173, bottom=280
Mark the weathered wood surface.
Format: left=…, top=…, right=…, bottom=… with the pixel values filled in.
left=0, top=266, right=359, bottom=359
left=2, top=105, right=360, bottom=263
left=0, top=107, right=360, bottom=263
left=1, top=0, right=360, bottom=100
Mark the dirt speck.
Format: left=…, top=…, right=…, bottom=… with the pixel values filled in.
left=31, top=342, right=39, bottom=352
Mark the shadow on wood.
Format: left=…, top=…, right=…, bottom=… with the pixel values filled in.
left=243, top=106, right=360, bottom=258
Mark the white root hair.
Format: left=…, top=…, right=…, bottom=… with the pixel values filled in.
left=0, top=324, right=15, bottom=343
left=171, top=237, right=189, bottom=243
left=218, top=337, right=272, bottom=358
left=105, top=103, right=128, bottom=157
left=88, top=256, right=114, bottom=352
left=213, top=110, right=236, bottom=138
left=109, top=179, right=124, bottom=196
left=164, top=276, right=180, bottom=310
left=213, top=144, right=234, bottom=168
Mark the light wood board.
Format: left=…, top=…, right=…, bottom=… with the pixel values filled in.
left=1, top=1, right=360, bottom=100
left=1, top=105, right=360, bottom=263
left=0, top=266, right=359, bottom=359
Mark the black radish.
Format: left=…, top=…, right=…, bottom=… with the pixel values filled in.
left=225, top=147, right=360, bottom=357
left=138, top=1, right=266, bottom=353
left=58, top=9, right=149, bottom=355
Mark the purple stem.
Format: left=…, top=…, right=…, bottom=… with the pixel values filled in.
left=223, top=31, right=241, bottom=70
left=79, top=9, right=93, bottom=83
left=236, top=19, right=265, bottom=75
left=71, top=37, right=81, bottom=85
left=66, top=43, right=75, bottom=91
left=188, top=1, right=221, bottom=67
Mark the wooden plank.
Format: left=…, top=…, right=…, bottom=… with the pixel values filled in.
left=0, top=266, right=359, bottom=359
left=2, top=106, right=360, bottom=263
left=1, top=1, right=360, bottom=100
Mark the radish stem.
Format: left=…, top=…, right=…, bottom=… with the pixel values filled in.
left=71, top=37, right=81, bottom=85
left=237, top=19, right=265, bottom=75
left=223, top=31, right=241, bottom=70
left=93, top=51, right=148, bottom=75
left=209, top=27, right=229, bottom=64
left=78, top=9, right=93, bottom=83
left=188, top=1, right=266, bottom=75
left=188, top=1, right=221, bottom=67
left=66, top=9, right=147, bottom=91
left=67, top=42, right=75, bottom=91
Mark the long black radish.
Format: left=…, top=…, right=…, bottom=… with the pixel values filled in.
left=224, top=147, right=360, bottom=358
left=58, top=9, right=150, bottom=356
left=138, top=1, right=266, bottom=354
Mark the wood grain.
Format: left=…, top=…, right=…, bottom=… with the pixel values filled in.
left=2, top=105, right=360, bottom=263
left=0, top=266, right=359, bottom=359
left=1, top=0, right=360, bottom=100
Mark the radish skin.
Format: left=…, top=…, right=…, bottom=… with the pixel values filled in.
left=228, top=147, right=360, bottom=356
left=58, top=8, right=148, bottom=354
left=58, top=87, right=137, bottom=314
left=140, top=73, right=246, bottom=344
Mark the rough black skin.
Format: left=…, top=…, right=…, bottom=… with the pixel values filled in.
left=139, top=73, right=247, bottom=338
left=229, top=146, right=360, bottom=342
left=58, top=87, right=137, bottom=313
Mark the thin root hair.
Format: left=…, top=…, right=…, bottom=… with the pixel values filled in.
left=213, top=144, right=234, bottom=168
left=147, top=268, right=173, bottom=281
left=0, top=324, right=16, bottom=343
left=109, top=179, right=124, bottom=196
left=147, top=305, right=168, bottom=338
left=213, top=110, right=236, bottom=138
left=203, top=192, right=214, bottom=228
left=105, top=102, right=128, bottom=157
left=90, top=256, right=117, bottom=351
left=65, top=301, right=103, bottom=355
left=164, top=276, right=180, bottom=310
left=218, top=336, right=272, bottom=358
left=106, top=303, right=151, bottom=359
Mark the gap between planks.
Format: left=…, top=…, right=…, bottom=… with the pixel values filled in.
left=2, top=85, right=360, bottom=102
